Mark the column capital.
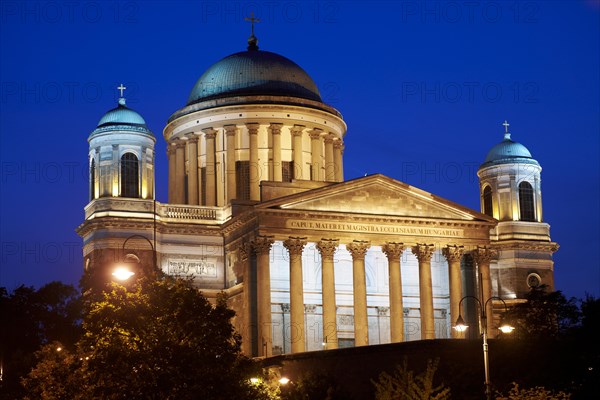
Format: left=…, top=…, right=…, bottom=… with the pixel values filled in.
left=166, top=144, right=176, bottom=155
left=333, top=139, right=344, bottom=149
left=473, top=246, right=496, bottom=264
left=304, top=304, right=317, bottom=313
left=308, top=128, right=323, bottom=139
left=382, top=242, right=405, bottom=260
left=246, top=122, right=260, bottom=134
left=283, top=236, right=307, bottom=255
left=223, top=124, right=238, bottom=135
left=251, top=235, right=274, bottom=255
left=238, top=242, right=250, bottom=261
left=290, top=124, right=305, bottom=136
left=377, top=306, right=390, bottom=316
left=174, top=139, right=186, bottom=149
left=442, top=244, right=464, bottom=263
left=281, top=303, right=290, bottom=313
left=202, top=127, right=217, bottom=139
left=186, top=134, right=199, bottom=144
left=316, top=238, right=339, bottom=258
left=347, top=240, right=371, bottom=260
left=268, top=122, right=283, bottom=134
left=323, top=133, right=335, bottom=144
left=413, top=244, right=435, bottom=262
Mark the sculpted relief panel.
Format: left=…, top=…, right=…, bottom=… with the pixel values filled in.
left=165, top=258, right=217, bottom=278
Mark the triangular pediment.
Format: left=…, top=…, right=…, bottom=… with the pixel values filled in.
left=257, top=174, right=494, bottom=222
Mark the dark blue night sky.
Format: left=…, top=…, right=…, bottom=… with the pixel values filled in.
left=1, top=1, right=598, bottom=299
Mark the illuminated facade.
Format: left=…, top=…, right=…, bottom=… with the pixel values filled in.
left=77, top=35, right=557, bottom=356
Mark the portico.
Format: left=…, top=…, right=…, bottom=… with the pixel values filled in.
left=225, top=174, right=497, bottom=355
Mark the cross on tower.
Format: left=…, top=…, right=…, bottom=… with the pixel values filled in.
left=117, top=83, right=127, bottom=98
left=244, top=11, right=260, bottom=36
left=502, top=120, right=510, bottom=133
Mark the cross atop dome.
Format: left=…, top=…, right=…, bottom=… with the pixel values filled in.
left=244, top=12, right=260, bottom=51
left=502, top=120, right=511, bottom=140
left=117, top=83, right=127, bottom=106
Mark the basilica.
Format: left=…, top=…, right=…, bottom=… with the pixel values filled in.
left=77, top=31, right=558, bottom=357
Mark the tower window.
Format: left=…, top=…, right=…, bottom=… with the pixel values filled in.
left=236, top=161, right=250, bottom=201
left=120, top=153, right=139, bottom=198
left=483, top=186, right=493, bottom=217
left=518, top=181, right=535, bottom=222
left=90, top=159, right=95, bottom=201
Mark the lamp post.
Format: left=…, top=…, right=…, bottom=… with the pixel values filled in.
left=454, top=295, right=514, bottom=400
left=113, top=234, right=157, bottom=281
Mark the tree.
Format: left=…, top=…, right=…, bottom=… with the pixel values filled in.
left=21, top=342, right=84, bottom=400
left=280, top=371, right=349, bottom=400
left=0, top=282, right=81, bottom=399
left=372, top=358, right=451, bottom=400
left=23, top=277, right=268, bottom=400
left=495, top=382, right=571, bottom=400
left=501, top=286, right=580, bottom=339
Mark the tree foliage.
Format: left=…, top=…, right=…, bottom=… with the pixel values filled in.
left=0, top=282, right=81, bottom=399
left=22, top=277, right=269, bottom=400
left=502, top=286, right=580, bottom=339
left=495, top=382, right=571, bottom=400
left=372, top=358, right=451, bottom=400
left=279, top=371, right=349, bottom=400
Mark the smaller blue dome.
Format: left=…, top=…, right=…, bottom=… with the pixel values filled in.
left=481, top=132, right=539, bottom=168
left=91, top=98, right=152, bottom=136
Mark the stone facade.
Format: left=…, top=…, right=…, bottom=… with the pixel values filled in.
left=78, top=44, right=558, bottom=358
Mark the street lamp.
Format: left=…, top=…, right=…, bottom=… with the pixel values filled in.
left=112, top=266, right=135, bottom=281
left=113, top=234, right=157, bottom=281
left=454, top=295, right=514, bottom=400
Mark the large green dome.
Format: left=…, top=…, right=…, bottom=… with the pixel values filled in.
left=91, top=98, right=152, bottom=136
left=481, top=132, right=539, bottom=168
left=186, top=49, right=322, bottom=105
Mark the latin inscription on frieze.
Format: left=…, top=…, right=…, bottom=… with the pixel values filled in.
left=167, top=259, right=217, bottom=277
left=286, top=220, right=463, bottom=238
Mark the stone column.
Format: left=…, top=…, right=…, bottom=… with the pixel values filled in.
left=167, top=144, right=175, bottom=203
left=203, top=128, right=217, bottom=206
left=316, top=239, right=339, bottom=349
left=224, top=125, right=237, bottom=202
left=283, top=237, right=307, bottom=353
left=413, top=244, right=436, bottom=339
left=186, top=135, right=199, bottom=205
left=324, top=133, right=335, bottom=182
left=291, top=125, right=304, bottom=180
left=238, top=243, right=251, bottom=355
left=251, top=236, right=274, bottom=357
left=333, top=140, right=344, bottom=182
left=474, top=246, right=495, bottom=335
left=270, top=123, right=283, bottom=182
left=247, top=123, right=260, bottom=201
left=347, top=240, right=371, bottom=346
left=174, top=140, right=186, bottom=204
left=382, top=242, right=405, bottom=343
left=443, top=245, right=464, bottom=338
left=309, top=128, right=323, bottom=181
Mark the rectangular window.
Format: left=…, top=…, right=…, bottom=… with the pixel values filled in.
left=201, top=167, right=206, bottom=205
left=236, top=161, right=250, bottom=201
left=282, top=161, right=293, bottom=182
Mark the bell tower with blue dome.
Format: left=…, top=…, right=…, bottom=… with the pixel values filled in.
left=478, top=121, right=558, bottom=300
left=80, top=86, right=157, bottom=293
left=88, top=85, right=155, bottom=200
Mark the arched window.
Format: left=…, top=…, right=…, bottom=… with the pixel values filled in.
left=90, top=159, right=95, bottom=201
left=483, top=186, right=493, bottom=217
left=518, top=181, right=535, bottom=221
left=120, top=153, right=139, bottom=198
